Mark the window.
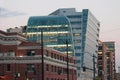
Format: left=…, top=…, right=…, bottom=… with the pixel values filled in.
left=57, top=55, right=59, bottom=60
left=54, top=66, right=56, bottom=72
left=75, top=46, right=81, bottom=49
left=63, top=57, right=64, bottom=61
left=75, top=53, right=81, bottom=56
left=46, top=50, right=49, bottom=56
left=64, top=68, right=67, bottom=74
left=98, top=61, right=102, bottom=65
left=51, top=53, right=53, bottom=58
left=46, top=78, right=49, bottom=80
left=51, top=78, right=54, bottom=80
left=98, top=52, right=102, bottom=55
left=60, top=56, right=62, bottom=60
left=72, top=27, right=81, bottom=30
left=58, top=67, right=62, bottom=75
left=67, top=15, right=82, bottom=18
left=63, top=11, right=66, bottom=13
left=97, top=28, right=99, bottom=32
left=98, top=56, right=102, bottom=60
left=76, top=60, right=81, bottom=63
left=27, top=64, right=35, bottom=72
left=7, top=64, right=11, bottom=71
left=74, top=39, right=81, bottom=43
left=26, top=50, right=35, bottom=56
left=98, top=70, right=103, bottom=76
left=78, top=73, right=80, bottom=77
left=97, top=34, right=99, bottom=37
left=46, top=64, right=49, bottom=71
left=71, top=21, right=81, bottom=24
left=51, top=66, right=53, bottom=72
left=77, top=67, right=80, bottom=70
left=98, top=66, right=102, bottom=70
left=54, top=54, right=56, bottom=59
left=98, top=46, right=102, bottom=50
left=73, top=33, right=81, bottom=36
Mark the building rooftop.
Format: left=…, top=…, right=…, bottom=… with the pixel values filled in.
left=0, top=30, right=26, bottom=38
left=28, top=15, right=69, bottom=26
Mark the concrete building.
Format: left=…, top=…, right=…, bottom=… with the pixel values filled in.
left=118, top=66, right=120, bottom=73
left=97, top=41, right=108, bottom=80
left=0, top=30, right=77, bottom=80
left=50, top=8, right=100, bottom=80
left=116, top=67, right=120, bottom=80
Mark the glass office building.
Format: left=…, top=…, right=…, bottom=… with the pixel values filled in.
left=27, top=16, right=74, bottom=55
left=50, top=8, right=100, bottom=80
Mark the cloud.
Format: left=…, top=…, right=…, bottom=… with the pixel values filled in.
left=0, top=7, right=27, bottom=18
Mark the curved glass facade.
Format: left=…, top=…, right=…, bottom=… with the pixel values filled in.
left=27, top=16, right=73, bottom=55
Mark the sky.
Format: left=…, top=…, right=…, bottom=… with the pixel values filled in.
left=0, top=0, right=120, bottom=72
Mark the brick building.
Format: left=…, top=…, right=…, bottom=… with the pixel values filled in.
left=106, top=51, right=114, bottom=80
left=97, top=41, right=116, bottom=80
left=97, top=41, right=108, bottom=80
left=103, top=42, right=116, bottom=80
left=0, top=30, right=77, bottom=80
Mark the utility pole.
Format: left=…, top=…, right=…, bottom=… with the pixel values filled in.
left=41, top=29, right=44, bottom=80
left=65, top=40, right=69, bottom=80
left=93, top=54, right=95, bottom=80
left=14, top=52, right=17, bottom=80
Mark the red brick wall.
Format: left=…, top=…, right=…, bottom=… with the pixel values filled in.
left=0, top=44, right=77, bottom=80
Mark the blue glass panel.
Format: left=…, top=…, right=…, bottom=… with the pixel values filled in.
left=75, top=46, right=81, bottom=49
left=67, top=15, right=82, bottom=18
left=76, top=60, right=81, bottom=63
left=77, top=67, right=81, bottom=70
left=75, top=53, right=81, bottom=56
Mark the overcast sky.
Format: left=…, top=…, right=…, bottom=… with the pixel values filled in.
left=0, top=0, right=120, bottom=72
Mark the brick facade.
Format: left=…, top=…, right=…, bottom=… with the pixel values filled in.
left=0, top=30, right=77, bottom=80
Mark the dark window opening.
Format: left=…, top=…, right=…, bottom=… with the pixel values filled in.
left=7, top=64, right=11, bottom=71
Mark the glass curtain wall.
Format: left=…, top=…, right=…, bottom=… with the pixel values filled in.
left=27, top=16, right=73, bottom=55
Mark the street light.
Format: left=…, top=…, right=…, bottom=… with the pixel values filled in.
left=14, top=55, right=17, bottom=80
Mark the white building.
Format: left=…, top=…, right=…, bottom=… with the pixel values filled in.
left=50, top=8, right=100, bottom=80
